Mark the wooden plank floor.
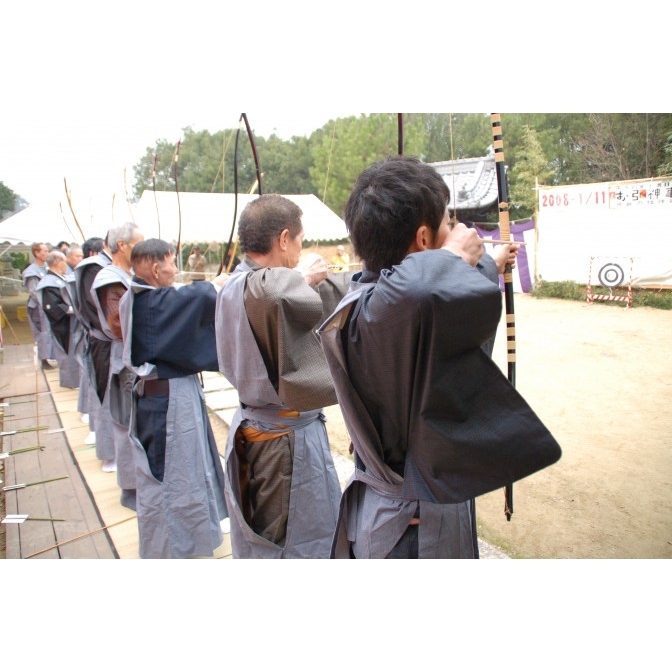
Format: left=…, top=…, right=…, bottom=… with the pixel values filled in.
left=1, top=345, right=117, bottom=558
left=1, top=344, right=231, bottom=560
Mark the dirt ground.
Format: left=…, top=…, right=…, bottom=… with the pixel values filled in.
left=474, top=293, right=672, bottom=559
left=3, top=249, right=671, bottom=559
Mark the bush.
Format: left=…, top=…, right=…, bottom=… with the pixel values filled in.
left=10, top=251, right=28, bottom=271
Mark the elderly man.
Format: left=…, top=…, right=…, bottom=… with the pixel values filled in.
left=35, top=250, right=82, bottom=388
left=90, top=222, right=144, bottom=507
left=215, top=194, right=342, bottom=559
left=22, top=242, right=53, bottom=369
left=65, top=245, right=84, bottom=274
left=119, top=238, right=229, bottom=559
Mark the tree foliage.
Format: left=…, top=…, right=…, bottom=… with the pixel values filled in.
left=133, top=127, right=259, bottom=198
left=509, top=125, right=554, bottom=218
left=0, top=181, right=17, bottom=214
left=130, top=113, right=672, bottom=223
left=309, top=113, right=426, bottom=215
left=571, top=113, right=672, bottom=182
left=419, top=113, right=492, bottom=163
left=657, top=133, right=672, bottom=176
left=255, top=135, right=314, bottom=195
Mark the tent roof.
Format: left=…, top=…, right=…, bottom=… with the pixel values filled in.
left=134, top=191, right=348, bottom=244
left=0, top=191, right=348, bottom=247
left=0, top=202, right=87, bottom=246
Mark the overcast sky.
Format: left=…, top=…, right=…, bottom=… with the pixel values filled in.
left=2, top=2, right=665, bottom=235
left=1, top=3, right=369, bottom=230
left=1, top=9, right=359, bottom=227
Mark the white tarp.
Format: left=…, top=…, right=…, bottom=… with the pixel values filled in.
left=0, top=191, right=348, bottom=248
left=536, top=177, right=672, bottom=289
left=134, top=191, right=347, bottom=244
left=0, top=201, right=89, bottom=246
left=0, top=195, right=132, bottom=246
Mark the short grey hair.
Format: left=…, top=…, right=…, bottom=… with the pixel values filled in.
left=46, top=250, right=66, bottom=267
left=107, top=222, right=140, bottom=253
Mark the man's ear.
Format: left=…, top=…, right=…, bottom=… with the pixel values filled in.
left=412, top=224, right=432, bottom=252
left=277, top=228, right=290, bottom=251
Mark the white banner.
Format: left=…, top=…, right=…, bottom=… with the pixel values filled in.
left=537, top=177, right=672, bottom=288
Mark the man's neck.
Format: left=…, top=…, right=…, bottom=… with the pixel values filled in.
left=111, top=254, right=132, bottom=274
left=133, top=274, right=158, bottom=288
left=247, top=250, right=286, bottom=269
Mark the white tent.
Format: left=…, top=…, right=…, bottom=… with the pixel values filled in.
left=0, top=202, right=86, bottom=246
left=0, top=195, right=132, bottom=247
left=134, top=191, right=348, bottom=245
left=0, top=190, right=348, bottom=249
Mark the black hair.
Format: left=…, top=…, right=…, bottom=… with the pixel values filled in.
left=131, top=238, right=174, bottom=265
left=343, top=155, right=450, bottom=273
left=83, top=237, right=104, bottom=257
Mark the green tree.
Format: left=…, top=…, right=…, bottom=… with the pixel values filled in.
left=657, top=133, right=672, bottom=176
left=420, top=113, right=492, bottom=163
left=556, top=113, right=672, bottom=183
left=133, top=127, right=259, bottom=198
left=0, top=181, right=17, bottom=215
left=132, top=126, right=316, bottom=199
left=255, top=134, right=314, bottom=195
left=509, top=125, right=554, bottom=218
left=310, top=113, right=426, bottom=215
left=129, top=114, right=672, bottom=222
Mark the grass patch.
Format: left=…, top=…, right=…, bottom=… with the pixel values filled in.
left=531, top=281, right=672, bottom=310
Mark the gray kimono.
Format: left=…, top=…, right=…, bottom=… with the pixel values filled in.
left=35, top=271, right=82, bottom=388
left=120, top=280, right=227, bottom=559
left=318, top=250, right=561, bottom=558
left=73, top=254, right=115, bottom=462
left=22, top=262, right=53, bottom=360
left=215, top=260, right=341, bottom=559
left=91, top=265, right=136, bottom=510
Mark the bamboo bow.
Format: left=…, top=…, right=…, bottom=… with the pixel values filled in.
left=152, top=152, right=161, bottom=238
left=63, top=177, right=87, bottom=241
left=491, top=113, right=516, bottom=521
left=173, top=140, right=183, bottom=266
left=397, top=113, right=404, bottom=156
left=219, top=113, right=263, bottom=274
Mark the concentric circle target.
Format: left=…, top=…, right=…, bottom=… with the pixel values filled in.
left=598, top=263, right=625, bottom=287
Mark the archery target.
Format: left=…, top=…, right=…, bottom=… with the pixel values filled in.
left=597, top=263, right=625, bottom=287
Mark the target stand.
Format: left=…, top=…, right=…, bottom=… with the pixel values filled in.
left=587, top=256, right=634, bottom=307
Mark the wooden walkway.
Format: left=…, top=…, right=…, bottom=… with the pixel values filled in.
left=2, top=343, right=507, bottom=560
left=1, top=344, right=232, bottom=559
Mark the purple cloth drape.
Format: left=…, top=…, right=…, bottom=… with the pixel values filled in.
left=474, top=219, right=534, bottom=293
